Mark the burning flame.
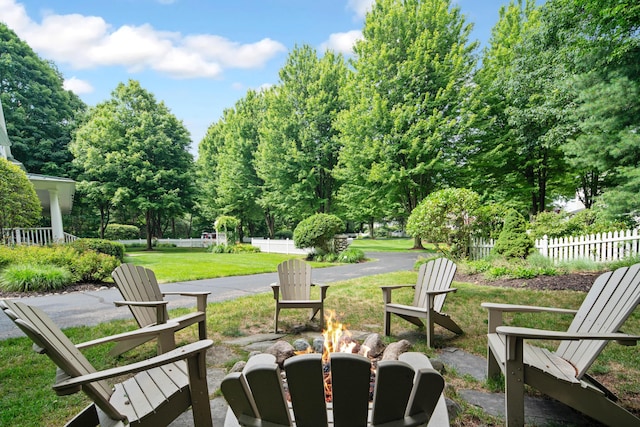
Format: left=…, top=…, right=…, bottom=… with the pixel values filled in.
left=322, top=310, right=356, bottom=363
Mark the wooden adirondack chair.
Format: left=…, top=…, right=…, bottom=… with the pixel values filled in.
left=111, top=263, right=209, bottom=356
left=0, top=299, right=214, bottom=427
left=221, top=351, right=450, bottom=427
left=482, top=263, right=640, bottom=426
left=271, top=259, right=329, bottom=333
left=381, top=257, right=462, bottom=347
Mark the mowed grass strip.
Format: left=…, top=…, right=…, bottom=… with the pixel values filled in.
left=3, top=266, right=639, bottom=426
left=124, top=247, right=299, bottom=282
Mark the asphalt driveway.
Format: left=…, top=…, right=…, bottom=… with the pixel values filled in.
left=0, top=252, right=421, bottom=339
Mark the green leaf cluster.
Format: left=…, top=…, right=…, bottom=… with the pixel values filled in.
left=0, top=158, right=41, bottom=236
left=293, top=214, right=344, bottom=253
left=406, top=188, right=480, bottom=258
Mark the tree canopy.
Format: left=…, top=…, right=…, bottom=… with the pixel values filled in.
left=70, top=80, right=195, bottom=249
left=0, top=23, right=85, bottom=176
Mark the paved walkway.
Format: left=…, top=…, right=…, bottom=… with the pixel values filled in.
left=0, top=252, right=418, bottom=339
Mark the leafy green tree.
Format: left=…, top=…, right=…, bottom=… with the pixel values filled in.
left=470, top=0, right=539, bottom=212
left=255, top=45, right=348, bottom=224
left=0, top=158, right=41, bottom=239
left=293, top=213, right=344, bottom=254
left=70, top=80, right=195, bottom=250
left=337, top=0, right=478, bottom=249
left=0, top=23, right=85, bottom=176
left=547, top=0, right=640, bottom=219
left=207, top=91, right=266, bottom=240
left=406, top=188, right=480, bottom=259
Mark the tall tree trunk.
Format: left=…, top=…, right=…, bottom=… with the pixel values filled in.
left=412, top=235, right=425, bottom=250
left=145, top=210, right=153, bottom=251
left=369, top=217, right=375, bottom=239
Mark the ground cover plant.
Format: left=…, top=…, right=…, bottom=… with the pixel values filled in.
left=1, top=254, right=639, bottom=426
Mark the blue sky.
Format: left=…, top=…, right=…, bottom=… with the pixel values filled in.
left=1, top=0, right=531, bottom=154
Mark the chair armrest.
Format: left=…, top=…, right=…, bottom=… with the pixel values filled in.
left=496, top=326, right=640, bottom=343
left=380, top=285, right=415, bottom=304
left=496, top=326, right=640, bottom=361
left=114, top=300, right=169, bottom=308
left=481, top=302, right=578, bottom=315
left=75, top=321, right=180, bottom=350
left=162, top=291, right=209, bottom=311
left=424, top=288, right=457, bottom=295
left=314, top=283, right=330, bottom=300
left=271, top=284, right=280, bottom=301
left=53, top=340, right=214, bottom=394
left=162, top=291, right=210, bottom=297
left=482, top=302, right=578, bottom=333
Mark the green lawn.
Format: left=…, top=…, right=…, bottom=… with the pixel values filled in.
left=349, top=237, right=437, bottom=252
left=124, top=247, right=299, bottom=282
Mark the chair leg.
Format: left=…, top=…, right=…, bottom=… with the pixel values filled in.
left=487, top=347, right=501, bottom=379
left=187, top=352, right=213, bottom=427
left=504, top=336, right=525, bottom=426
left=198, top=320, right=207, bottom=340
left=384, top=310, right=391, bottom=336
left=274, top=308, right=280, bottom=333
left=426, top=310, right=434, bottom=348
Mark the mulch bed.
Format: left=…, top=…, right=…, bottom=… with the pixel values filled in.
left=455, top=271, right=600, bottom=292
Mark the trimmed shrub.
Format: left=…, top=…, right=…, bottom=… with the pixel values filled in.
left=0, top=264, right=73, bottom=292
left=104, top=224, right=140, bottom=240
left=492, top=210, right=534, bottom=259
left=0, top=244, right=120, bottom=285
left=293, top=214, right=344, bottom=254
left=338, top=247, right=365, bottom=263
left=406, top=188, right=481, bottom=258
left=68, top=238, right=125, bottom=262
left=71, top=251, right=121, bottom=283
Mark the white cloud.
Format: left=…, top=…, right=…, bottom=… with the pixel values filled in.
left=347, top=0, right=374, bottom=20
left=320, top=30, right=363, bottom=55
left=63, top=77, right=93, bottom=94
left=0, top=0, right=286, bottom=79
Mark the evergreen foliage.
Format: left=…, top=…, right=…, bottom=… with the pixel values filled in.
left=492, top=209, right=534, bottom=258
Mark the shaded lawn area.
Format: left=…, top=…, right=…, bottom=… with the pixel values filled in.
left=2, top=270, right=639, bottom=426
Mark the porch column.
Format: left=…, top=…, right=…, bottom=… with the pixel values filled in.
left=48, top=189, right=64, bottom=242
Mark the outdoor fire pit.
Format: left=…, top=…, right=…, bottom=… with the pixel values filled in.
left=221, top=313, right=450, bottom=426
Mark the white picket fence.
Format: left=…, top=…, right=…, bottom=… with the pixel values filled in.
left=470, top=229, right=640, bottom=263
left=250, top=238, right=312, bottom=255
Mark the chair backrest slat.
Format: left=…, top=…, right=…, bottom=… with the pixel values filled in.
left=557, top=263, right=640, bottom=378
left=112, top=263, right=167, bottom=327
left=278, top=259, right=312, bottom=301
left=284, top=353, right=328, bottom=426
left=414, top=258, right=457, bottom=312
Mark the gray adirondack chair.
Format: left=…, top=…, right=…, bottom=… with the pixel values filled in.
left=382, top=257, right=462, bottom=347
left=221, top=351, right=449, bottom=427
left=271, top=259, right=329, bottom=333
left=111, top=263, right=209, bottom=356
left=482, top=263, right=640, bottom=426
left=0, top=299, right=213, bottom=427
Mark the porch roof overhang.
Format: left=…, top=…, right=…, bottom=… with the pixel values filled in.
left=27, top=173, right=76, bottom=214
